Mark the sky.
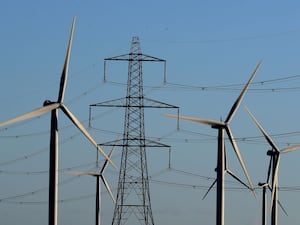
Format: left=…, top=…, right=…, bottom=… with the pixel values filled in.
left=1, top=1, right=300, bottom=225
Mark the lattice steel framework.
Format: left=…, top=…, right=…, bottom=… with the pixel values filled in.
left=90, top=37, right=178, bottom=225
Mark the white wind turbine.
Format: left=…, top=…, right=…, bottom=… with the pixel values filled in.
left=245, top=106, right=300, bottom=225
left=0, top=17, right=115, bottom=225
left=65, top=144, right=116, bottom=225
left=163, top=61, right=262, bottom=225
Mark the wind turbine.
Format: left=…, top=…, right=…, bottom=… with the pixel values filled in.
left=163, top=61, right=262, bottom=225
left=0, top=17, right=115, bottom=225
left=202, top=144, right=252, bottom=201
left=65, top=144, right=116, bottom=225
left=258, top=152, right=288, bottom=225
left=245, top=106, right=300, bottom=225
left=257, top=150, right=275, bottom=225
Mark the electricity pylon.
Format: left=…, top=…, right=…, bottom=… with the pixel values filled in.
left=90, top=37, right=178, bottom=225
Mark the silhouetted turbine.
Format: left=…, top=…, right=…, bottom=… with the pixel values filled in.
left=163, top=61, right=262, bottom=225
left=202, top=144, right=251, bottom=201
left=258, top=157, right=288, bottom=225
left=245, top=106, right=300, bottom=225
left=66, top=144, right=116, bottom=225
left=0, top=17, right=115, bottom=225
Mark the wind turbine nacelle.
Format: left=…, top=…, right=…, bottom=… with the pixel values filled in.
left=43, top=100, right=53, bottom=106
left=258, top=182, right=268, bottom=187
left=267, top=150, right=276, bottom=156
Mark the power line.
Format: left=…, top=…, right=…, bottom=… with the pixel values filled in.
left=2, top=166, right=300, bottom=205
left=0, top=175, right=80, bottom=201
left=104, top=73, right=300, bottom=93
left=1, top=125, right=299, bottom=168
left=0, top=132, right=82, bottom=167
left=0, top=161, right=96, bottom=175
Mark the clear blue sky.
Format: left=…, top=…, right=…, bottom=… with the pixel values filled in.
left=1, top=1, right=300, bottom=225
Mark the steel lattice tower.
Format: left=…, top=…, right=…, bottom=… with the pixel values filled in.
left=89, top=37, right=178, bottom=225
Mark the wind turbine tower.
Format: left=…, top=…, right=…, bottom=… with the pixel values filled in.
left=90, top=37, right=178, bottom=225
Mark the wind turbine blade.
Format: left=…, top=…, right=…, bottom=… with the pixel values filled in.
left=202, top=179, right=217, bottom=200
left=57, top=16, right=76, bottom=103
left=60, top=104, right=116, bottom=168
left=100, top=144, right=117, bottom=174
left=226, top=169, right=250, bottom=190
left=245, top=106, right=280, bottom=153
left=280, top=144, right=300, bottom=154
left=277, top=199, right=288, bottom=216
left=162, top=114, right=224, bottom=127
left=270, top=156, right=281, bottom=211
left=225, top=126, right=256, bottom=198
left=101, top=175, right=115, bottom=203
left=0, top=103, right=60, bottom=127
left=225, top=61, right=262, bottom=124
left=65, top=171, right=99, bottom=176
